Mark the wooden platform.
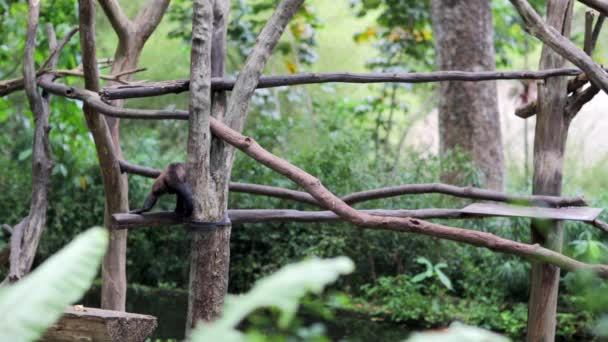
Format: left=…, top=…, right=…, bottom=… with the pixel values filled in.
left=460, top=203, right=603, bottom=221
left=41, top=306, right=157, bottom=342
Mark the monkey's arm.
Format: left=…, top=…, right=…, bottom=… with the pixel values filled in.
left=130, top=192, right=159, bottom=214
left=173, top=182, right=193, bottom=217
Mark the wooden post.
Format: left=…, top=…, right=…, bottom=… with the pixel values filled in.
left=185, top=0, right=231, bottom=333
left=527, top=1, right=573, bottom=341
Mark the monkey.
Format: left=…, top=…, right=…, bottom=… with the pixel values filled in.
left=130, top=162, right=193, bottom=217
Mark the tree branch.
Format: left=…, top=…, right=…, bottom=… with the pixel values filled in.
left=117, top=159, right=586, bottom=208
left=515, top=12, right=605, bottom=119
left=100, top=68, right=594, bottom=100
left=510, top=0, right=608, bottom=94
left=0, top=26, right=78, bottom=97
left=579, top=0, right=608, bottom=17
left=98, top=0, right=131, bottom=41
left=36, top=79, right=608, bottom=277
left=207, top=112, right=608, bottom=277
left=133, top=0, right=171, bottom=43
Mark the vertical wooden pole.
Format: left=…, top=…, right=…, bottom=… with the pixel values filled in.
left=185, top=0, right=231, bottom=333
left=527, top=1, right=573, bottom=341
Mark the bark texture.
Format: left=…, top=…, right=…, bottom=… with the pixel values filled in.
left=3, top=2, right=55, bottom=285
left=186, top=0, right=231, bottom=331
left=97, top=0, right=170, bottom=311
left=430, top=0, right=504, bottom=190
left=527, top=1, right=574, bottom=341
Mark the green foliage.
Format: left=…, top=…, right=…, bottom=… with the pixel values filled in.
left=167, top=0, right=320, bottom=70
left=350, top=0, right=546, bottom=70
left=188, top=257, right=355, bottom=342
left=411, top=257, right=453, bottom=291
left=0, top=227, right=108, bottom=342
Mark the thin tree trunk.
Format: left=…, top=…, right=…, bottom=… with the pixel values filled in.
left=186, top=0, right=231, bottom=331
left=97, top=0, right=170, bottom=311
left=3, top=3, right=55, bottom=285
left=527, top=1, right=573, bottom=341
left=430, top=0, right=504, bottom=190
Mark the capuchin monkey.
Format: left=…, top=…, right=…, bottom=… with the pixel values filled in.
left=130, top=163, right=193, bottom=217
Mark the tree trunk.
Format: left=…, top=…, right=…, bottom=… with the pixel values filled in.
left=3, top=3, right=55, bottom=285
left=527, top=1, right=573, bottom=341
left=100, top=38, right=141, bottom=312
left=97, top=0, right=170, bottom=311
left=430, top=0, right=504, bottom=190
left=186, top=0, right=231, bottom=332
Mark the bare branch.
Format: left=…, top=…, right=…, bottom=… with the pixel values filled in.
left=590, top=15, right=605, bottom=55
left=208, top=112, right=608, bottom=277
left=118, top=159, right=586, bottom=208
left=579, top=0, right=608, bottom=17
left=341, top=183, right=587, bottom=207
left=100, top=68, right=594, bottom=101
left=49, top=67, right=146, bottom=84
left=510, top=0, right=608, bottom=94
left=36, top=79, right=608, bottom=277
left=224, top=0, right=304, bottom=132
left=98, top=0, right=131, bottom=41
left=0, top=26, right=78, bottom=97
left=133, top=0, right=171, bottom=43
left=515, top=12, right=605, bottom=119
left=584, top=11, right=595, bottom=55
left=40, top=26, right=79, bottom=70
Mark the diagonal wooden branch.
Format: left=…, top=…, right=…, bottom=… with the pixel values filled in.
left=35, top=80, right=608, bottom=277
left=209, top=110, right=608, bottom=278
left=134, top=0, right=171, bottom=42
left=515, top=13, right=605, bottom=119
left=98, top=0, right=131, bottom=41
left=509, top=0, right=608, bottom=94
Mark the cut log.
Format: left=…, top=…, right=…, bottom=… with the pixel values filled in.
left=40, top=306, right=157, bottom=342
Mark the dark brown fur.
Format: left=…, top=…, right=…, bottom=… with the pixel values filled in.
left=131, top=163, right=193, bottom=216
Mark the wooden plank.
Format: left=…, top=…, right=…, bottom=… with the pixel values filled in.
left=461, top=202, right=603, bottom=221
left=41, top=306, right=157, bottom=342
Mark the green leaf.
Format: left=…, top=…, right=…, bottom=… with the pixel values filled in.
left=434, top=266, right=453, bottom=291
left=188, top=257, right=355, bottom=342
left=18, top=148, right=32, bottom=161
left=0, top=227, right=109, bottom=342
left=412, top=257, right=433, bottom=282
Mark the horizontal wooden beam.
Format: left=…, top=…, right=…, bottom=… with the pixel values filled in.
left=110, top=208, right=472, bottom=229
left=461, top=203, right=603, bottom=221
left=111, top=205, right=606, bottom=231
left=99, top=68, right=592, bottom=100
